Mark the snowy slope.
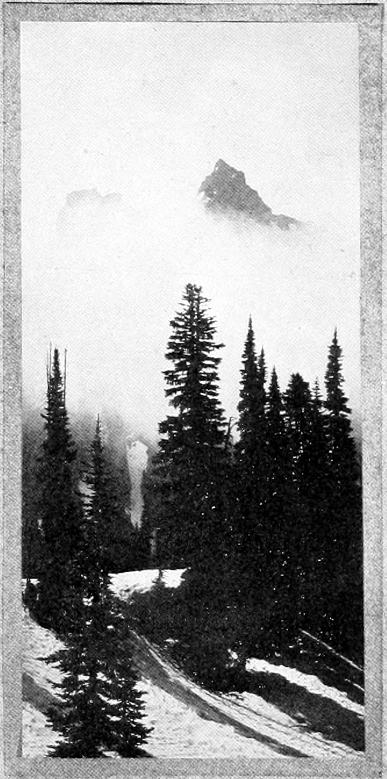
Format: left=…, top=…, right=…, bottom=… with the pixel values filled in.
left=22, top=609, right=64, bottom=757
left=21, top=610, right=276, bottom=758
left=141, top=680, right=280, bottom=758
left=131, top=631, right=360, bottom=758
left=23, top=569, right=364, bottom=758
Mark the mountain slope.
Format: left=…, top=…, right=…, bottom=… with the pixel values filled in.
left=23, top=608, right=360, bottom=758
left=23, top=569, right=364, bottom=757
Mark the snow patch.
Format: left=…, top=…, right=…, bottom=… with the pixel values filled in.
left=23, top=702, right=60, bottom=757
left=23, top=608, right=64, bottom=691
left=246, top=658, right=363, bottom=716
left=110, top=568, right=185, bottom=598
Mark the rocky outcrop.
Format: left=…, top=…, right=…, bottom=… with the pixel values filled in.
left=199, top=160, right=298, bottom=230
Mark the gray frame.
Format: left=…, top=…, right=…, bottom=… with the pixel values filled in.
left=2, top=2, right=383, bottom=776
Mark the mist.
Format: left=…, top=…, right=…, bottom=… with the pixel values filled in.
left=21, top=21, right=360, bottom=442
left=22, top=187, right=360, bottom=441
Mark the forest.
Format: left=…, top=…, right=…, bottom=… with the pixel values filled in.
left=22, top=282, right=363, bottom=757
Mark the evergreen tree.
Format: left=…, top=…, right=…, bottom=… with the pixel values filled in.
left=262, top=367, right=296, bottom=653
left=324, top=330, right=360, bottom=500
left=74, top=411, right=136, bottom=573
left=234, top=321, right=269, bottom=655
left=170, top=569, right=243, bottom=691
left=284, top=373, right=313, bottom=482
left=282, top=372, right=314, bottom=636
left=104, top=605, right=149, bottom=757
left=298, top=380, right=331, bottom=638
left=151, top=283, right=229, bottom=568
left=235, top=323, right=268, bottom=511
left=22, top=410, right=44, bottom=582
left=266, top=368, right=288, bottom=499
left=323, top=330, right=362, bottom=659
left=48, top=418, right=150, bottom=757
left=82, top=417, right=112, bottom=592
left=35, top=349, right=83, bottom=634
left=236, top=320, right=263, bottom=457
left=145, top=284, right=240, bottom=688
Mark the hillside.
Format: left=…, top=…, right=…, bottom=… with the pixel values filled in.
left=23, top=570, right=364, bottom=758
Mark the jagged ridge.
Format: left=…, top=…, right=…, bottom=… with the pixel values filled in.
left=199, top=159, right=298, bottom=230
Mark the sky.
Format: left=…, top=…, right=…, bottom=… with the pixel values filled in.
left=21, top=21, right=360, bottom=440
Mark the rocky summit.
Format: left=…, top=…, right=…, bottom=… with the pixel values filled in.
left=199, top=160, right=298, bottom=230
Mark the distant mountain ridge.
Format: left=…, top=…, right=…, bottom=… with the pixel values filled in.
left=199, top=160, right=298, bottom=230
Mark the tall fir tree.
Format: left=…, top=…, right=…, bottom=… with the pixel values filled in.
left=324, top=330, right=360, bottom=501
left=266, top=368, right=289, bottom=502
left=235, top=323, right=268, bottom=502
left=323, top=330, right=363, bottom=659
left=291, top=379, right=332, bottom=640
left=234, top=321, right=270, bottom=655
left=48, top=418, right=150, bottom=757
left=150, top=283, right=229, bottom=568
left=282, top=372, right=315, bottom=637
left=35, top=348, right=83, bottom=634
left=262, top=367, right=296, bottom=654
left=236, top=320, right=263, bottom=456
left=145, top=284, right=241, bottom=688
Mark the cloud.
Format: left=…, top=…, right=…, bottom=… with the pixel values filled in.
left=58, top=189, right=123, bottom=239
left=21, top=22, right=360, bottom=442
left=65, top=189, right=122, bottom=209
left=22, top=181, right=360, bottom=444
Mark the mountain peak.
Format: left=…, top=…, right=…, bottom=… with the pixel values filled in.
left=199, top=160, right=298, bottom=230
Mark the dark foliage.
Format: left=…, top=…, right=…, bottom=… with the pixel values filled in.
left=143, top=284, right=241, bottom=687
left=282, top=372, right=315, bottom=632
left=22, top=408, right=44, bottom=579
left=322, top=331, right=363, bottom=660
left=148, top=283, right=229, bottom=568
left=34, top=349, right=83, bottom=634
left=231, top=324, right=363, bottom=664
left=74, top=411, right=140, bottom=573
left=260, top=367, right=297, bottom=653
left=48, top=418, right=150, bottom=757
left=139, top=298, right=363, bottom=684
left=234, top=321, right=271, bottom=655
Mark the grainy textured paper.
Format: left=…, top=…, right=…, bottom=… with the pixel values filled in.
left=2, top=2, right=383, bottom=776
